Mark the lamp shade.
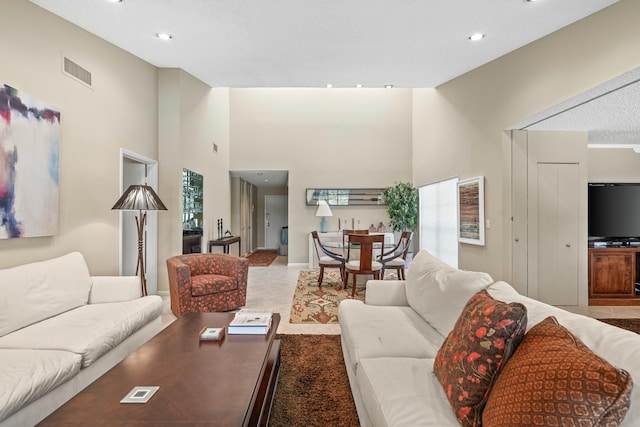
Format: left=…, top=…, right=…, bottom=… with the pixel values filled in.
left=112, top=185, right=168, bottom=211
left=315, top=200, right=333, bottom=217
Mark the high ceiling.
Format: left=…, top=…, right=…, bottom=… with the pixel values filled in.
left=29, top=0, right=639, bottom=179
left=30, top=0, right=619, bottom=89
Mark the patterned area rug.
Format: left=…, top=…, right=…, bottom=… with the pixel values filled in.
left=245, top=249, right=278, bottom=266
left=289, top=269, right=397, bottom=324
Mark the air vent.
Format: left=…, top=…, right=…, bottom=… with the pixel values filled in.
left=62, top=55, right=92, bottom=88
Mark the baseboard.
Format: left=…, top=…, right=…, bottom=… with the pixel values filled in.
left=288, top=262, right=309, bottom=268
left=157, top=290, right=169, bottom=296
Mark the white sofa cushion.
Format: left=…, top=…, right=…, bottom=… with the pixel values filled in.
left=0, top=252, right=92, bottom=337
left=356, top=357, right=459, bottom=427
left=339, top=299, right=445, bottom=373
left=0, top=349, right=81, bottom=421
left=0, top=295, right=163, bottom=367
left=89, top=276, right=141, bottom=303
left=405, top=250, right=493, bottom=337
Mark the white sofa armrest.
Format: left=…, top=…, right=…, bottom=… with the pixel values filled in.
left=364, top=280, right=409, bottom=306
left=89, top=276, right=142, bottom=303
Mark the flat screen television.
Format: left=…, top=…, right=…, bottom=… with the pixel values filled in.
left=588, top=183, right=640, bottom=239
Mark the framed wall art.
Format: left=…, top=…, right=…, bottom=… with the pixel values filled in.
left=457, top=176, right=484, bottom=246
left=305, top=188, right=385, bottom=206
left=0, top=84, right=60, bottom=239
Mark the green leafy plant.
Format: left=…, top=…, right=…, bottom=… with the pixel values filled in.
left=383, top=182, right=418, bottom=232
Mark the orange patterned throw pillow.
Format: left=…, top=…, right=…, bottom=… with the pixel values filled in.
left=482, top=316, right=633, bottom=427
left=433, top=289, right=528, bottom=427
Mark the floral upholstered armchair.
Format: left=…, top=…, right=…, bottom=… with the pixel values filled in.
left=166, top=253, right=249, bottom=317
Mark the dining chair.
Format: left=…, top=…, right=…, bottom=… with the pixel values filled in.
left=311, top=231, right=346, bottom=287
left=379, top=231, right=414, bottom=280
left=345, top=233, right=384, bottom=297
left=342, top=229, right=368, bottom=248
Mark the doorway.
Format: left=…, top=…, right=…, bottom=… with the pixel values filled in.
left=119, top=149, right=160, bottom=295
left=265, top=195, right=288, bottom=250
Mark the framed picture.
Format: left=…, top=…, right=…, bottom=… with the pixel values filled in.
left=0, top=84, right=60, bottom=239
left=305, top=188, right=385, bottom=206
left=457, top=176, right=485, bottom=246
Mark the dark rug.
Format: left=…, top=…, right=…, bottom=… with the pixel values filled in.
left=270, top=334, right=360, bottom=427
left=245, top=249, right=279, bottom=267
left=598, top=318, right=640, bottom=334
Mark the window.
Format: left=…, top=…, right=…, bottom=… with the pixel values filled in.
left=419, top=177, right=458, bottom=267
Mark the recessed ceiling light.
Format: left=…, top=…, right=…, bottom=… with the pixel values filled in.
left=264, top=179, right=269, bottom=182
left=326, top=84, right=333, bottom=88
left=107, top=0, right=123, bottom=2
left=156, top=33, right=173, bottom=41
left=384, top=84, right=393, bottom=89
left=355, top=84, right=363, bottom=88
left=469, top=33, right=485, bottom=41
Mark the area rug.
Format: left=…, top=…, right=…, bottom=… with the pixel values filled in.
left=245, top=249, right=278, bottom=266
left=269, top=334, right=359, bottom=427
left=598, top=318, right=640, bottom=334
left=289, top=269, right=397, bottom=324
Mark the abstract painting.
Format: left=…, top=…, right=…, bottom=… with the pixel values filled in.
left=457, top=176, right=485, bottom=246
left=0, top=84, right=60, bottom=239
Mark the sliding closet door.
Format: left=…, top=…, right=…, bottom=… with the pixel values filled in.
left=510, top=130, right=588, bottom=306
left=534, top=163, right=580, bottom=305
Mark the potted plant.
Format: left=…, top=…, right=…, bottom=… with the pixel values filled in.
left=383, top=182, right=418, bottom=232
left=383, top=182, right=418, bottom=263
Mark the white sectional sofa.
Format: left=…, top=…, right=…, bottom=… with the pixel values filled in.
left=339, top=250, right=640, bottom=427
left=0, top=252, right=164, bottom=427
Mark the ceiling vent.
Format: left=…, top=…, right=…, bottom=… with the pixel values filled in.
left=62, top=55, right=92, bottom=88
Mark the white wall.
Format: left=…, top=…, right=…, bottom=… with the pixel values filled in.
left=229, top=88, right=413, bottom=264
left=0, top=0, right=158, bottom=274
left=588, top=148, right=640, bottom=182
left=158, top=70, right=231, bottom=291
left=412, top=0, right=640, bottom=281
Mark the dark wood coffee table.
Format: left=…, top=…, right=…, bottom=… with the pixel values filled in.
left=39, top=312, right=281, bottom=426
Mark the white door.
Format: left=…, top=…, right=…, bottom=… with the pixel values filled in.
left=534, top=163, right=580, bottom=305
left=509, top=130, right=588, bottom=306
left=265, top=195, right=287, bottom=250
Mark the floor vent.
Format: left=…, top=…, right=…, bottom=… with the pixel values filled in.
left=62, top=55, right=92, bottom=88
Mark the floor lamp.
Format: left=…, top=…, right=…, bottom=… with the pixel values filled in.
left=112, top=184, right=167, bottom=296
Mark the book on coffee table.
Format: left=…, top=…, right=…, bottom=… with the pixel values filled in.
left=228, top=309, right=273, bottom=335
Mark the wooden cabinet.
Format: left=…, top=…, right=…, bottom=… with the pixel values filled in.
left=589, top=248, right=640, bottom=305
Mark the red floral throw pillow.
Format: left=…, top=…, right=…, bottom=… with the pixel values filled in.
left=482, top=316, right=633, bottom=427
left=433, top=289, right=528, bottom=427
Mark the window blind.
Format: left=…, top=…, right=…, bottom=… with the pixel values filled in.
left=419, top=177, right=458, bottom=268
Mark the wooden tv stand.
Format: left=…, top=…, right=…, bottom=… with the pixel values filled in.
left=589, top=247, right=640, bottom=305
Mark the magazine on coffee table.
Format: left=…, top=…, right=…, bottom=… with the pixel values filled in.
left=228, top=308, right=273, bottom=335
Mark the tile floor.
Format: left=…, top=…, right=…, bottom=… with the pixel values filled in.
left=160, top=255, right=640, bottom=333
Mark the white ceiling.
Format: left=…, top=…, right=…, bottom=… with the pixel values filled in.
left=30, top=0, right=619, bottom=89
left=29, top=0, right=639, bottom=166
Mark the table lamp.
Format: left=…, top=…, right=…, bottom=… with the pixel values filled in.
left=315, top=200, right=333, bottom=233
left=112, top=184, right=167, bottom=296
